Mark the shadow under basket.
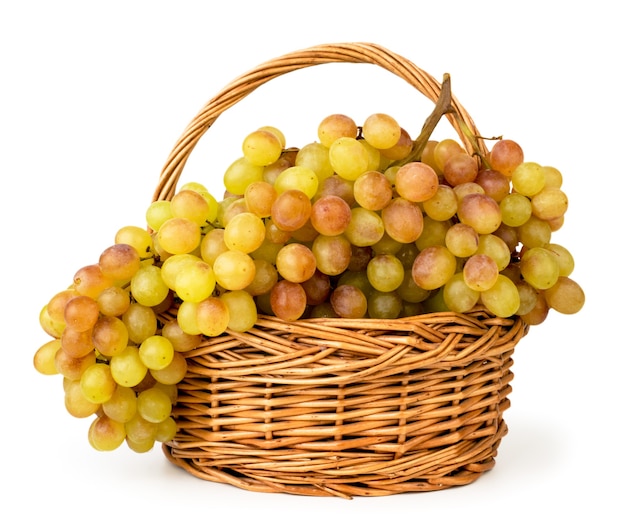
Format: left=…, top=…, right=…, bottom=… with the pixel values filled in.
left=153, top=42, right=531, bottom=497
left=162, top=310, right=528, bottom=498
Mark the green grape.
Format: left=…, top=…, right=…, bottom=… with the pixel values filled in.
left=136, top=387, right=172, bottom=423
left=88, top=415, right=126, bottom=451
left=242, top=129, right=283, bottom=167
left=274, top=165, right=319, bottom=199
left=543, top=276, right=585, bottom=314
left=80, top=363, right=117, bottom=404
left=125, top=413, right=158, bottom=446
left=415, top=216, right=450, bottom=251
left=344, top=207, right=385, bottom=247
left=195, top=296, right=230, bottom=337
left=295, top=142, right=334, bottom=181
left=395, top=162, right=439, bottom=202
left=224, top=212, right=266, bottom=253
left=317, top=113, right=358, bottom=148
left=115, top=225, right=154, bottom=260
left=157, top=217, right=201, bottom=255
left=110, top=345, right=148, bottom=387
left=33, top=339, right=62, bottom=375
left=223, top=156, right=265, bottom=195
left=545, top=243, right=575, bottom=276
left=329, top=137, right=370, bottom=180
left=518, top=215, right=552, bottom=249
left=366, top=254, right=404, bottom=292
left=139, top=335, right=174, bottom=371
left=480, top=274, right=520, bottom=318
left=476, top=234, right=511, bottom=271
left=130, top=264, right=170, bottom=307
left=39, top=304, right=66, bottom=338
left=200, top=228, right=229, bottom=265
left=176, top=300, right=201, bottom=335
left=445, top=223, right=479, bottom=258
left=170, top=189, right=212, bottom=226
left=92, top=315, right=129, bottom=357
left=155, top=417, right=178, bottom=443
left=433, top=139, right=465, bottom=173
left=500, top=193, right=532, bottom=227
left=244, top=258, right=279, bottom=296
left=102, top=385, right=138, bottom=424
left=174, top=258, right=216, bottom=303
left=145, top=200, right=173, bottom=232
left=511, top=161, right=545, bottom=196
left=150, top=351, right=188, bottom=385
left=122, top=302, right=157, bottom=344
left=311, top=234, right=352, bottom=277
left=220, top=290, right=258, bottom=332
left=337, top=270, right=374, bottom=297
left=213, top=250, right=256, bottom=290
left=362, top=113, right=401, bottom=149
left=270, top=280, right=307, bottom=321
left=64, top=378, right=101, bottom=418
left=515, top=280, right=539, bottom=316
left=367, top=290, right=403, bottom=319
left=520, top=247, right=560, bottom=290
left=396, top=269, right=430, bottom=303
left=443, top=272, right=480, bottom=313
left=541, top=165, right=563, bottom=188
left=380, top=197, right=424, bottom=243
left=423, top=184, right=458, bottom=221
left=531, top=186, right=568, bottom=221
left=411, top=245, right=457, bottom=290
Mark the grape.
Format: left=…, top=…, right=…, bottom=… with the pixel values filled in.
left=488, top=139, right=524, bottom=176
left=543, top=276, right=585, bottom=314
left=63, top=295, right=100, bottom=333
left=311, top=234, right=352, bottom=276
left=433, top=139, right=465, bottom=173
left=139, top=335, right=174, bottom=371
left=396, top=269, right=430, bottom=303
left=463, top=254, right=499, bottom=291
left=242, top=129, right=283, bottom=166
left=476, top=234, right=511, bottom=271
left=97, top=286, right=130, bottom=317
left=220, top=290, right=257, bottom=332
left=33, top=339, right=62, bottom=375
left=353, top=170, right=393, bottom=211
left=379, top=127, right=413, bottom=160
left=130, top=264, right=170, bottom=307
left=155, top=417, right=178, bottom=443
left=213, top=250, right=256, bottom=290
left=99, top=243, right=141, bottom=282
left=103, top=385, right=138, bottom=424
left=80, top=363, right=117, bottom=404
left=157, top=217, right=201, bottom=255
left=531, top=186, right=568, bottom=221
left=310, top=195, right=352, bottom=236
left=545, top=243, right=575, bottom=276
left=330, top=285, right=368, bottom=318
left=443, top=152, right=478, bottom=186
left=146, top=200, right=173, bottom=232
left=415, top=216, right=450, bottom=251
left=244, top=180, right=277, bottom=218
left=515, top=280, right=539, bottom=316
left=274, top=165, right=319, bottom=199
left=270, top=280, right=307, bottom=321
left=176, top=300, right=201, bottom=335
left=453, top=182, right=485, bottom=202
left=244, top=258, right=279, bottom=296
left=125, top=413, right=158, bottom=446
left=275, top=243, right=317, bottom=283
left=150, top=351, right=188, bottom=385
left=362, top=113, right=401, bottom=149
left=161, top=320, right=202, bottom=352
left=520, top=247, right=560, bottom=290
left=411, top=245, right=457, bottom=290
left=137, top=387, right=172, bottom=423
left=115, top=225, right=154, bottom=259
left=381, top=197, right=424, bottom=243
left=367, top=254, right=404, bottom=292
left=518, top=215, right=552, bottom=248
left=300, top=270, right=331, bottom=305
left=372, top=232, right=402, bottom=256
left=295, top=142, right=334, bottom=181
left=443, top=272, right=480, bottom=313
left=223, top=157, right=265, bottom=195
left=64, top=379, right=101, bottom=418
left=73, top=264, right=114, bottom=299
left=367, top=290, right=403, bottom=319
left=541, top=165, right=563, bottom=188
left=170, top=189, right=212, bottom=226
left=88, top=415, right=126, bottom=451
left=500, top=193, right=532, bottom=227
left=423, top=184, right=458, bottom=221
left=457, top=193, right=502, bottom=235
left=60, top=326, right=96, bottom=358
left=475, top=169, right=511, bottom=202
left=271, top=189, right=312, bottom=231
left=511, top=161, right=545, bottom=196
left=479, top=274, right=520, bottom=318
left=317, top=114, right=358, bottom=148
left=445, top=223, right=479, bottom=257
left=316, top=174, right=356, bottom=207
left=520, top=291, right=550, bottom=325
left=329, top=137, right=370, bottom=180
left=344, top=207, right=385, bottom=247
left=122, top=303, right=157, bottom=344
left=395, top=162, right=439, bottom=202
left=92, top=315, right=129, bottom=357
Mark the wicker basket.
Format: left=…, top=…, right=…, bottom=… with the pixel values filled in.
left=155, top=42, right=530, bottom=498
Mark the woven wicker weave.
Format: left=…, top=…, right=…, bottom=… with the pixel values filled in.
left=157, top=42, right=529, bottom=498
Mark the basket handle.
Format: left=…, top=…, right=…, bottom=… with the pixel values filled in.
left=153, top=42, right=485, bottom=202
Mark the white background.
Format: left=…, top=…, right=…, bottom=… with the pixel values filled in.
left=2, top=1, right=623, bottom=519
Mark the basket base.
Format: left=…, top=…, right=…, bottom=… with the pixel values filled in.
left=162, top=421, right=506, bottom=498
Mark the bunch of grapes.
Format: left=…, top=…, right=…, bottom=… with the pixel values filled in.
left=33, top=110, right=584, bottom=453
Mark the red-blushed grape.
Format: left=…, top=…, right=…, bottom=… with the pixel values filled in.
left=457, top=193, right=502, bottom=234
left=381, top=197, right=424, bottom=243
left=318, top=114, right=358, bottom=148
left=379, top=127, right=413, bottom=160
left=60, top=326, right=96, bottom=358
left=475, top=169, right=511, bottom=202
left=411, top=245, right=457, bottom=290
left=463, top=254, right=499, bottom=291
left=244, top=180, right=277, bottom=218
left=543, top=276, right=585, bottom=314
left=433, top=138, right=465, bottom=173
left=92, top=316, right=129, bottom=357
left=312, top=234, right=352, bottom=276
left=99, top=243, right=141, bottom=282
left=330, top=285, right=368, bottom=319
left=170, top=189, right=212, bottom=226
left=88, top=415, right=126, bottom=451
left=73, top=264, right=115, bottom=299
left=33, top=339, right=62, bottom=376
left=310, top=195, right=352, bottom=236
left=443, top=152, right=478, bottom=187
left=270, top=280, right=307, bottom=321
left=275, top=243, right=317, bottom=283
left=271, top=189, right=312, bottom=231
left=353, top=170, right=393, bottom=211
left=344, top=207, right=385, bottom=247
left=300, top=270, right=331, bottom=305
left=395, top=162, right=439, bottom=202
left=488, top=139, right=524, bottom=176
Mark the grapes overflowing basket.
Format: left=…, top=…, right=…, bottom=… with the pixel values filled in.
left=34, top=43, right=584, bottom=498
